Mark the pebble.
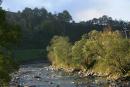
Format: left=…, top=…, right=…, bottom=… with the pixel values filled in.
left=10, top=63, right=130, bottom=87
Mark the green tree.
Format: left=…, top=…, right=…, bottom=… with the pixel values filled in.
left=47, top=36, right=72, bottom=68
left=58, top=10, right=72, bottom=22
left=72, top=38, right=86, bottom=69
left=83, top=30, right=130, bottom=76
left=0, top=7, right=20, bottom=85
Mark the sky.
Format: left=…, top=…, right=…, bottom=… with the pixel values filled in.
left=1, top=0, right=130, bottom=22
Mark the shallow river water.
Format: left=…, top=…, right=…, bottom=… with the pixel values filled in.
left=10, top=63, right=130, bottom=87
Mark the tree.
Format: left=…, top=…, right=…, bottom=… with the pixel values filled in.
left=0, top=7, right=20, bottom=85
left=0, top=51, right=19, bottom=85
left=58, top=10, right=72, bottom=22
left=72, top=38, right=86, bottom=69
left=83, top=30, right=130, bottom=75
left=47, top=36, right=72, bottom=68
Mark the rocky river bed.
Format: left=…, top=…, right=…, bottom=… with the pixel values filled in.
left=10, top=63, right=130, bottom=87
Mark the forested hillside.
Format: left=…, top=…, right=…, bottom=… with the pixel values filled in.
left=6, top=7, right=130, bottom=50
left=5, top=8, right=130, bottom=63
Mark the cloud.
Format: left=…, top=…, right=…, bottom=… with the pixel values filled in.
left=74, top=9, right=105, bottom=22
left=73, top=0, right=130, bottom=22
left=1, top=0, right=73, bottom=12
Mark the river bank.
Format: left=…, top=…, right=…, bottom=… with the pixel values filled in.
left=50, top=65, right=130, bottom=81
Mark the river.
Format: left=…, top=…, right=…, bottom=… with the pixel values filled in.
left=10, top=63, right=130, bottom=87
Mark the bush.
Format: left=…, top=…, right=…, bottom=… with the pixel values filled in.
left=47, top=29, right=130, bottom=78
left=0, top=51, right=19, bottom=85
left=47, top=36, right=72, bottom=68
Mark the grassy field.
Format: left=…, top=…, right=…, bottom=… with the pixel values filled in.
left=13, top=49, right=47, bottom=63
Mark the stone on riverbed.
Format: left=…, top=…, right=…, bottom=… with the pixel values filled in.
left=10, top=63, right=130, bottom=87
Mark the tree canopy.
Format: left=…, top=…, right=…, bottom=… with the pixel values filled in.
left=6, top=7, right=130, bottom=49
left=0, top=7, right=20, bottom=85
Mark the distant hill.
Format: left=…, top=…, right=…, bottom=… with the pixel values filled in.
left=6, top=8, right=130, bottom=50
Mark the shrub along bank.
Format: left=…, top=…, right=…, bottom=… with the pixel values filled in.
left=47, top=29, right=130, bottom=80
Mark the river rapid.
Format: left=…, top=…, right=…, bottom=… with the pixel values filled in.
left=10, top=63, right=130, bottom=87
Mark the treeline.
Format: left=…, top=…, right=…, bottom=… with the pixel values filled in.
left=6, top=7, right=130, bottom=50
left=47, top=28, right=130, bottom=80
left=0, top=6, right=21, bottom=85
